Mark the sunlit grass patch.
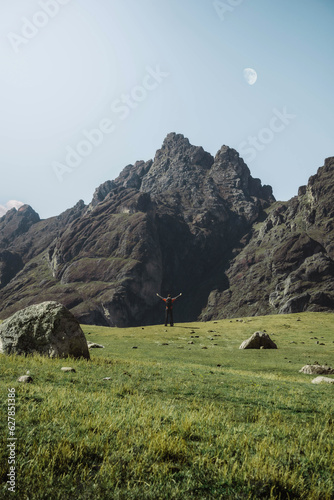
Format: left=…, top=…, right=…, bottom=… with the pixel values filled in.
left=0, top=312, right=333, bottom=498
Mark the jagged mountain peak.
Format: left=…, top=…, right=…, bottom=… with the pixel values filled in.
left=86, top=134, right=273, bottom=213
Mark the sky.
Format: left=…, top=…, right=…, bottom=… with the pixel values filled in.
left=0, top=0, right=333, bottom=219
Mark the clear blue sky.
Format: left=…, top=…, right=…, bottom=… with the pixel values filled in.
left=1, top=0, right=333, bottom=218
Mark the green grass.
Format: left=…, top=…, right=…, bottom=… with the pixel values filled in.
left=1, top=312, right=334, bottom=499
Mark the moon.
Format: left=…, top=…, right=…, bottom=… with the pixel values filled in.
left=243, top=68, right=257, bottom=85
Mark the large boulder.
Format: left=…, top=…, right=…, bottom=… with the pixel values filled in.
left=239, top=331, right=277, bottom=349
left=0, top=301, right=90, bottom=359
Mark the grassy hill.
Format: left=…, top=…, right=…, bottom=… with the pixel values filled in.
left=1, top=312, right=334, bottom=499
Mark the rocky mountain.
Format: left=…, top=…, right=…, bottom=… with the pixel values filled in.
left=0, top=133, right=333, bottom=326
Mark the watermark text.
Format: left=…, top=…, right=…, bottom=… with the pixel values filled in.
left=7, top=388, right=16, bottom=493
left=8, top=0, right=73, bottom=54
left=238, top=107, right=296, bottom=163
left=52, top=65, right=169, bottom=182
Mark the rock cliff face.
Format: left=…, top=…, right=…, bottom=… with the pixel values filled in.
left=0, top=134, right=333, bottom=325
left=200, top=157, right=334, bottom=320
left=0, top=133, right=275, bottom=326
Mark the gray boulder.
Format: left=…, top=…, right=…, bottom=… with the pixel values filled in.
left=299, top=365, right=334, bottom=375
left=0, top=301, right=90, bottom=359
left=239, top=331, right=277, bottom=349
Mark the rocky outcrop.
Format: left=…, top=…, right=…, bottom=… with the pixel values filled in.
left=0, top=204, right=40, bottom=249
left=0, top=301, right=90, bottom=359
left=239, top=331, right=277, bottom=349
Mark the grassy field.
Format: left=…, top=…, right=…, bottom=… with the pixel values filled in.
left=1, top=312, right=334, bottom=499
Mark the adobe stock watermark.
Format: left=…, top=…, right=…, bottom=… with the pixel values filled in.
left=238, top=107, right=296, bottom=163
left=213, top=0, right=245, bottom=21
left=7, top=0, right=72, bottom=54
left=52, top=65, right=169, bottom=182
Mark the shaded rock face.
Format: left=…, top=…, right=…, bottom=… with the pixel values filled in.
left=0, top=301, right=90, bottom=359
left=239, top=331, right=277, bottom=349
left=201, top=156, right=334, bottom=320
left=0, top=251, right=23, bottom=288
left=0, top=133, right=274, bottom=326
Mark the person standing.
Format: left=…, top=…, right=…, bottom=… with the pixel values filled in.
left=156, top=292, right=182, bottom=326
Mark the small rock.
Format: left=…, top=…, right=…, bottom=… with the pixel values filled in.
left=61, top=367, right=76, bottom=373
left=299, top=365, right=334, bottom=375
left=201, top=346, right=208, bottom=349
left=18, top=375, right=33, bottom=383
left=188, top=341, right=194, bottom=344
left=87, top=343, right=105, bottom=349
left=161, top=343, right=169, bottom=346
left=312, top=376, right=334, bottom=385
left=239, top=331, right=277, bottom=350
left=103, top=377, right=112, bottom=381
